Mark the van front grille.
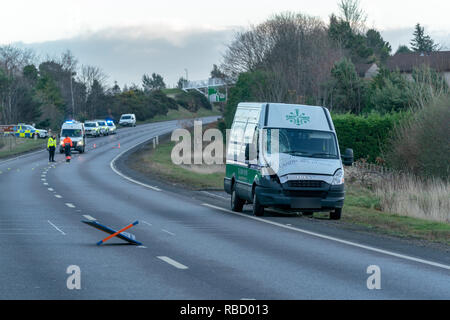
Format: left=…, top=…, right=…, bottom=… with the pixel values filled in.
left=287, top=180, right=324, bottom=188
left=283, top=190, right=327, bottom=198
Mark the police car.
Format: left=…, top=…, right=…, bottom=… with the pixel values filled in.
left=95, top=120, right=110, bottom=136
left=14, top=124, right=48, bottom=139
left=84, top=121, right=101, bottom=137
left=106, top=120, right=117, bottom=134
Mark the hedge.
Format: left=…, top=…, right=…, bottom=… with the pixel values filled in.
left=332, top=112, right=407, bottom=162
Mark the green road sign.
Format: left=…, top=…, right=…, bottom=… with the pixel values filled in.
left=208, top=87, right=226, bottom=102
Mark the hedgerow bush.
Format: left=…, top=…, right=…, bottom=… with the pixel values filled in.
left=332, top=112, right=407, bottom=162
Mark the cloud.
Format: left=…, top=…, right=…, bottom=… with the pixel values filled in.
left=14, top=25, right=235, bottom=87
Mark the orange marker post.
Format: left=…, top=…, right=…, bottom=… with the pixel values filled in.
left=97, top=221, right=139, bottom=245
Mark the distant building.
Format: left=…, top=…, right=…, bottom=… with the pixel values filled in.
left=355, top=63, right=379, bottom=79
left=386, top=51, right=450, bottom=85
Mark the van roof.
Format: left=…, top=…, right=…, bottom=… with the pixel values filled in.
left=237, top=103, right=333, bottom=132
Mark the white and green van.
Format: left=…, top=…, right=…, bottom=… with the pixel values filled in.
left=224, top=103, right=353, bottom=220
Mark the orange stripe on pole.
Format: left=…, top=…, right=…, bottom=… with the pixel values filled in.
left=97, top=221, right=138, bottom=245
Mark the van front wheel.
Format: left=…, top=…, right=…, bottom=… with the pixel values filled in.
left=253, top=192, right=264, bottom=217
left=231, top=185, right=245, bottom=212
left=330, top=208, right=342, bottom=220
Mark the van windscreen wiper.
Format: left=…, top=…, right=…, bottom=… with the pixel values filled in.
left=310, top=153, right=338, bottom=158
left=285, top=151, right=311, bottom=156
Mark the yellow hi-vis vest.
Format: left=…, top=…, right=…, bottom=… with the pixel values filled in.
left=47, top=137, right=57, bottom=148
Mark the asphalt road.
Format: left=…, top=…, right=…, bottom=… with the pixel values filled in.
left=0, top=118, right=448, bottom=300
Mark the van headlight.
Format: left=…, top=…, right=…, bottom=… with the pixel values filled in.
left=331, top=169, right=345, bottom=185
left=78, top=141, right=84, bottom=146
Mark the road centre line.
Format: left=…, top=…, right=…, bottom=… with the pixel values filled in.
left=201, top=203, right=450, bottom=271
left=65, top=203, right=75, bottom=208
left=83, top=215, right=96, bottom=221
left=55, top=195, right=62, bottom=198
left=157, top=256, right=188, bottom=270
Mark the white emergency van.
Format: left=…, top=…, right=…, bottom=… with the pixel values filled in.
left=59, top=120, right=86, bottom=153
left=224, top=103, right=353, bottom=220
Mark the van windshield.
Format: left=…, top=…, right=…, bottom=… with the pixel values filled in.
left=84, top=123, right=96, bottom=127
left=61, top=129, right=82, bottom=137
left=121, top=116, right=131, bottom=120
left=265, top=128, right=338, bottom=159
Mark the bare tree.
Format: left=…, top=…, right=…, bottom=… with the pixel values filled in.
left=0, top=46, right=36, bottom=123
left=338, top=0, right=367, bottom=33
left=221, top=12, right=342, bottom=104
left=79, top=65, right=107, bottom=93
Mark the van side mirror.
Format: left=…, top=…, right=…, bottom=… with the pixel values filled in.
left=342, top=148, right=354, bottom=166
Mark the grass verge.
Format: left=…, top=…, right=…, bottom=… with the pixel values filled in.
left=137, top=105, right=221, bottom=125
left=0, top=137, right=46, bottom=159
left=130, top=138, right=450, bottom=245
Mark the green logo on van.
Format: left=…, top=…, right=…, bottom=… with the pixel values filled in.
left=286, top=109, right=310, bottom=126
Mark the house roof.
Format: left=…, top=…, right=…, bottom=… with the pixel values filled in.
left=386, top=51, right=450, bottom=73
left=354, top=63, right=374, bottom=77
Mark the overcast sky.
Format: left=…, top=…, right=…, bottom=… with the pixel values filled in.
left=2, top=0, right=449, bottom=87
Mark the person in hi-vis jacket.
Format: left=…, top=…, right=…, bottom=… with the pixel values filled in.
left=47, top=134, right=57, bottom=163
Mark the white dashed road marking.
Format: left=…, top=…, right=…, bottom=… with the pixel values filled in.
left=65, top=203, right=75, bottom=208
left=157, top=256, right=188, bottom=270
left=161, top=229, right=175, bottom=236
left=47, top=220, right=66, bottom=235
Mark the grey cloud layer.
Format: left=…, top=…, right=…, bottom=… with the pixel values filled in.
left=15, top=26, right=235, bottom=87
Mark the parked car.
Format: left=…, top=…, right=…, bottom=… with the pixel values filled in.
left=106, top=120, right=117, bottom=134
left=84, top=121, right=101, bottom=137
left=95, top=120, right=110, bottom=136
left=119, top=114, right=136, bottom=127
left=14, top=124, right=48, bottom=139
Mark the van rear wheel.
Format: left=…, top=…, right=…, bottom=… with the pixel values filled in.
left=231, top=185, right=245, bottom=212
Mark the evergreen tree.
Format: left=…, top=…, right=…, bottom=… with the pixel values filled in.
left=410, top=23, right=439, bottom=53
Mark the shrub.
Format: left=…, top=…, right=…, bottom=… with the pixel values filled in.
left=175, top=91, right=212, bottom=112
left=384, top=95, right=450, bottom=179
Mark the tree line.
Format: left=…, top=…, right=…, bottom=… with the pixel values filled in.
left=220, top=0, right=447, bottom=127
left=0, top=48, right=211, bottom=130
left=218, top=0, right=449, bottom=178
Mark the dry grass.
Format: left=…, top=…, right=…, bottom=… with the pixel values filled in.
left=374, top=174, right=450, bottom=223
left=346, top=161, right=450, bottom=224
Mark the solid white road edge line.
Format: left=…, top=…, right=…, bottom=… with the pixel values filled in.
left=202, top=203, right=450, bottom=271
left=201, top=191, right=228, bottom=200
left=110, top=140, right=161, bottom=192
left=0, top=149, right=45, bottom=165
left=47, top=220, right=66, bottom=235
left=157, top=256, right=188, bottom=269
